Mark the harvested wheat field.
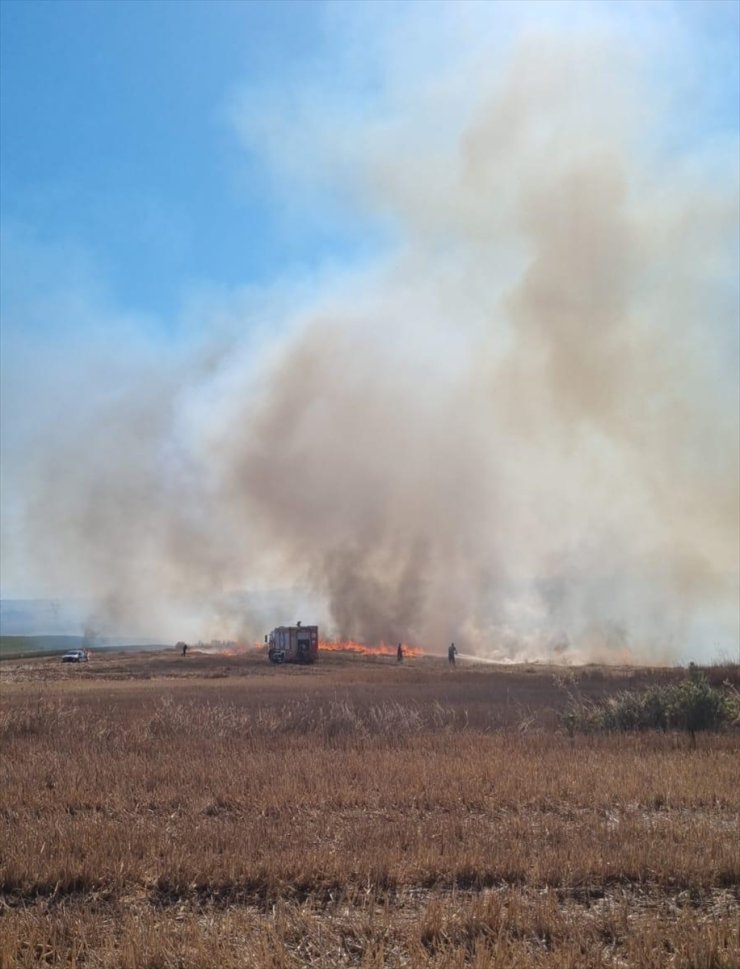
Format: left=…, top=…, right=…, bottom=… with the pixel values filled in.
left=1, top=649, right=738, bottom=968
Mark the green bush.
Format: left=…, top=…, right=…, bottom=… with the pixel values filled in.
left=662, top=673, right=733, bottom=734
left=562, top=671, right=738, bottom=736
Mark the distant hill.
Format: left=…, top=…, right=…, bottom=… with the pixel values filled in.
left=0, top=599, right=89, bottom=636
left=0, top=635, right=174, bottom=659
left=0, top=587, right=320, bottom=645
left=0, top=635, right=86, bottom=659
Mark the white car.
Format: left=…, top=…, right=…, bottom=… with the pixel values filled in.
left=61, top=649, right=88, bottom=663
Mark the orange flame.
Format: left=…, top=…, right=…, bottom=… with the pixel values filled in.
left=319, top=639, right=424, bottom=658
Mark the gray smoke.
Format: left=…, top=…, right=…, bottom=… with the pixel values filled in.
left=2, top=12, right=738, bottom=661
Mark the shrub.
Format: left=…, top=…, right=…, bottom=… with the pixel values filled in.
left=562, top=671, right=738, bottom=736
left=664, top=673, right=734, bottom=735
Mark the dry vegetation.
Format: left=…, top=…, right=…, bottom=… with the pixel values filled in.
left=1, top=650, right=738, bottom=967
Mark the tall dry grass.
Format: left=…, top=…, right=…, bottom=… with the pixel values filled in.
left=1, top=662, right=738, bottom=967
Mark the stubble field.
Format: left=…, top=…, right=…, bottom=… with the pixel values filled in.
left=1, top=649, right=738, bottom=968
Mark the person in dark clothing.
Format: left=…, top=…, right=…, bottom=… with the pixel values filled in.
left=397, top=642, right=404, bottom=663
left=448, top=642, right=457, bottom=666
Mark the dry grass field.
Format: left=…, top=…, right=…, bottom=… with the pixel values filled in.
left=1, top=649, right=738, bottom=968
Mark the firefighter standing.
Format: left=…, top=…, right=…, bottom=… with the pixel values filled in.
left=397, top=642, right=404, bottom=663
left=448, top=642, right=457, bottom=666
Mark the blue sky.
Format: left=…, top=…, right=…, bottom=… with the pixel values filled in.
left=0, top=0, right=359, bottom=320
left=1, top=0, right=737, bottom=326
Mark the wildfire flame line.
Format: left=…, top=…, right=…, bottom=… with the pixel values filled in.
left=206, top=639, right=425, bottom=658
left=319, top=640, right=424, bottom=658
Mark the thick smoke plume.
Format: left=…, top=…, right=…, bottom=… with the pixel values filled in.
left=3, top=10, right=738, bottom=661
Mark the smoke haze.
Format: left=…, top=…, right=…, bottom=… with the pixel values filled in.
left=2, top=4, right=738, bottom=661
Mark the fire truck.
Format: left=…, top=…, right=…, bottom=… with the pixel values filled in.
left=266, top=624, right=319, bottom=664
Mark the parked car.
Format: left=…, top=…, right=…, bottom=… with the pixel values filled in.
left=61, top=649, right=88, bottom=663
